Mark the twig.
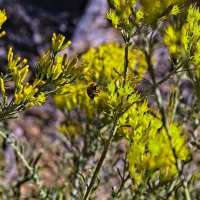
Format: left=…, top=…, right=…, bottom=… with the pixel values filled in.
left=144, top=31, right=191, bottom=200
left=0, top=131, right=33, bottom=173
left=0, top=130, right=46, bottom=199
left=82, top=121, right=118, bottom=200
left=123, top=43, right=129, bottom=87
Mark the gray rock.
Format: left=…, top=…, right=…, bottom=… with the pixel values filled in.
left=69, top=0, right=120, bottom=54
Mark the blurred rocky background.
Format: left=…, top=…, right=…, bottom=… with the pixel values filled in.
left=0, top=0, right=119, bottom=61
left=0, top=1, right=121, bottom=197
left=0, top=1, right=196, bottom=199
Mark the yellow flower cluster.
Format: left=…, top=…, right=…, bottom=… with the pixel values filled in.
left=140, top=0, right=186, bottom=24
left=36, top=44, right=79, bottom=93
left=0, top=33, right=79, bottom=110
left=164, top=25, right=182, bottom=55
left=51, top=33, right=71, bottom=54
left=119, top=103, right=190, bottom=184
left=82, top=43, right=147, bottom=83
left=7, top=47, right=46, bottom=107
left=14, top=84, right=46, bottom=108
left=54, top=43, right=147, bottom=121
left=0, top=9, right=6, bottom=37
left=164, top=6, right=200, bottom=69
left=107, top=0, right=137, bottom=32
left=8, top=48, right=29, bottom=90
left=0, top=75, right=5, bottom=98
left=107, top=0, right=186, bottom=30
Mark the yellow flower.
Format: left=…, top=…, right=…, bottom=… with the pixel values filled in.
left=0, top=76, right=5, bottom=97
left=0, top=9, right=7, bottom=38
left=51, top=33, right=71, bottom=53
left=125, top=109, right=190, bottom=186
left=141, top=0, right=186, bottom=24
left=0, top=9, right=7, bottom=27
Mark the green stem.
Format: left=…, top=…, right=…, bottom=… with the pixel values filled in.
left=144, top=39, right=191, bottom=200
left=184, top=181, right=191, bottom=200
left=123, top=43, right=129, bottom=87
left=82, top=122, right=118, bottom=200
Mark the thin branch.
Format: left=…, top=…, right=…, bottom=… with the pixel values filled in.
left=123, top=43, right=129, bottom=87
left=0, top=131, right=33, bottom=173
left=0, top=130, right=47, bottom=198
left=82, top=121, right=118, bottom=200
left=144, top=31, right=191, bottom=200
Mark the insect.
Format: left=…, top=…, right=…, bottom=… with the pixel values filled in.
left=87, top=82, right=100, bottom=100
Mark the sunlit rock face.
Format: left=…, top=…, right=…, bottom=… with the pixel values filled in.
left=68, top=0, right=121, bottom=54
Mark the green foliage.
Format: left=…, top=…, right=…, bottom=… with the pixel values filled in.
left=107, top=0, right=137, bottom=33
left=54, top=43, right=147, bottom=122
left=164, top=5, right=200, bottom=57
left=7, top=47, right=46, bottom=107
left=0, top=31, right=79, bottom=120
left=107, top=0, right=186, bottom=35
left=0, top=9, right=6, bottom=37
left=53, top=29, right=191, bottom=200
left=1, top=0, right=200, bottom=199
left=164, top=5, right=200, bottom=104
left=82, top=43, right=147, bottom=83
left=51, top=33, right=71, bottom=54
left=115, top=85, right=189, bottom=186
left=126, top=114, right=189, bottom=185
left=0, top=10, right=80, bottom=199
left=52, top=1, right=195, bottom=198
left=140, top=0, right=186, bottom=24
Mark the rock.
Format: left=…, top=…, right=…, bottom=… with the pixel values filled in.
left=0, top=0, right=88, bottom=62
left=69, top=0, right=121, bottom=54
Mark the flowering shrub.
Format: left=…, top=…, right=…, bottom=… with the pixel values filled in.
left=1, top=0, right=200, bottom=199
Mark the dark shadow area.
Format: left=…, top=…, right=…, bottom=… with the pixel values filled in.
left=20, top=0, right=88, bottom=15
left=0, top=0, right=89, bottom=62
